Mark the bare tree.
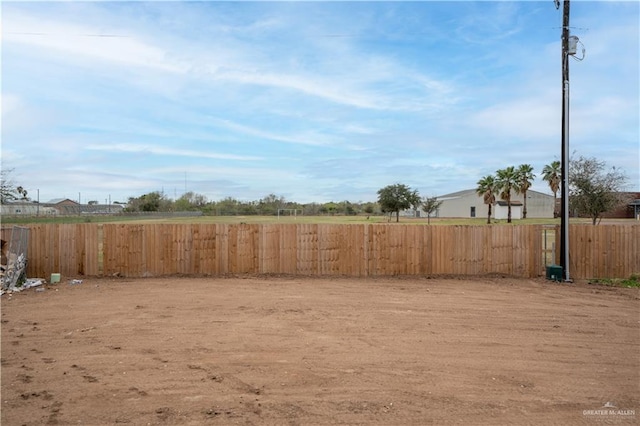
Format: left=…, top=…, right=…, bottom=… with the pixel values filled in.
left=569, top=156, right=628, bottom=225
left=1, top=168, right=28, bottom=202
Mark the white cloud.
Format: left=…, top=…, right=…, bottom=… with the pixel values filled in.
left=86, top=143, right=262, bottom=161
left=2, top=1, right=637, bottom=203
left=3, top=6, right=457, bottom=113
left=467, top=94, right=560, bottom=141
left=1, top=94, right=22, bottom=116
left=4, top=12, right=188, bottom=74
left=208, top=118, right=339, bottom=147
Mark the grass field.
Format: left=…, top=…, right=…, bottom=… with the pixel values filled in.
left=3, top=213, right=636, bottom=226
left=1, top=214, right=569, bottom=226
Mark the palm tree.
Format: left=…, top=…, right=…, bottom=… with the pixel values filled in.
left=476, top=175, right=497, bottom=224
left=542, top=161, right=561, bottom=217
left=515, top=164, right=535, bottom=219
left=496, top=166, right=518, bottom=223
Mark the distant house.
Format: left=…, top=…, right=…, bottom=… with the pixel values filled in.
left=47, top=198, right=79, bottom=206
left=1, top=199, right=124, bottom=216
left=600, top=192, right=640, bottom=219
left=436, top=189, right=554, bottom=219
left=45, top=199, right=82, bottom=215
left=44, top=198, right=124, bottom=215
left=631, top=198, right=640, bottom=220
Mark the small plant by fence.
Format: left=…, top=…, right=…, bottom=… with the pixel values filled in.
left=5, top=223, right=638, bottom=280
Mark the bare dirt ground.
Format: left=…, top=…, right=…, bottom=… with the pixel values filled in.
left=2, top=276, right=638, bottom=425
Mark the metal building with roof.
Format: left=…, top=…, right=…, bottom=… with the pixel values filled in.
left=435, top=189, right=555, bottom=219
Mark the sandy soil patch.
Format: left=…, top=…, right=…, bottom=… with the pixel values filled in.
left=2, top=276, right=638, bottom=425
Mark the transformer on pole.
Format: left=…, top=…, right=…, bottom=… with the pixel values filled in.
left=558, top=0, right=584, bottom=281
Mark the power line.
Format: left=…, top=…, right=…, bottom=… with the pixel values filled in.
left=6, top=32, right=129, bottom=38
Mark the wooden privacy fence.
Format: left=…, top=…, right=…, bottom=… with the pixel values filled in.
left=10, top=223, right=640, bottom=280
left=568, top=224, right=639, bottom=279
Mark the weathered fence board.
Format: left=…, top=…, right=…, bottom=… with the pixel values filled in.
left=16, top=223, right=640, bottom=280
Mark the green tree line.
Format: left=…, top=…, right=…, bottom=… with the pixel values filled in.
left=2, top=155, right=629, bottom=224
left=124, top=191, right=382, bottom=217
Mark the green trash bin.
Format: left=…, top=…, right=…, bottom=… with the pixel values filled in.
left=546, top=265, right=563, bottom=282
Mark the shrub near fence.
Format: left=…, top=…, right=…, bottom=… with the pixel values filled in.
left=17, top=223, right=640, bottom=280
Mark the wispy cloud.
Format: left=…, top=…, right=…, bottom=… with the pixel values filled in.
left=207, top=118, right=337, bottom=147
left=1, top=1, right=637, bottom=203
left=86, top=144, right=262, bottom=161
left=4, top=12, right=188, bottom=74
left=453, top=1, right=523, bottom=45
left=467, top=93, right=559, bottom=141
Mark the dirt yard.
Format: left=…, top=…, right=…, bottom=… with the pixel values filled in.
left=1, top=276, right=638, bottom=425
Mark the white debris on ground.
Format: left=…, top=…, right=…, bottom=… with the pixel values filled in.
left=1, top=278, right=46, bottom=296
left=0, top=239, right=45, bottom=295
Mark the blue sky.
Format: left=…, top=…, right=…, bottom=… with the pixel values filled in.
left=2, top=1, right=638, bottom=204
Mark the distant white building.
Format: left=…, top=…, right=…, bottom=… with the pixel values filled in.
left=494, top=201, right=523, bottom=220
left=436, top=189, right=554, bottom=219
left=1, top=202, right=57, bottom=216
left=1, top=200, right=123, bottom=216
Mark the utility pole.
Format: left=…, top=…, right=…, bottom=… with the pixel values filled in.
left=560, top=0, right=571, bottom=281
